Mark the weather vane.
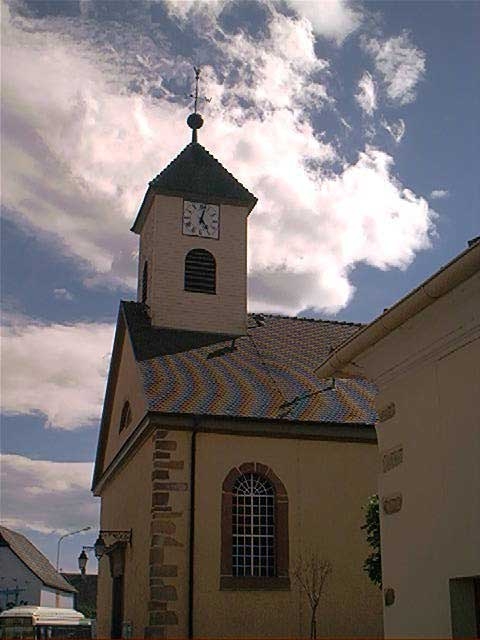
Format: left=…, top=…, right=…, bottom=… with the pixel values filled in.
left=187, top=66, right=211, bottom=143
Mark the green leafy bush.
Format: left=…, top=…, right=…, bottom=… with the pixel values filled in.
left=361, top=494, right=382, bottom=588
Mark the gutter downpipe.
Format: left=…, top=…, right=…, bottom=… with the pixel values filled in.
left=188, top=417, right=199, bottom=639
left=315, top=242, right=480, bottom=379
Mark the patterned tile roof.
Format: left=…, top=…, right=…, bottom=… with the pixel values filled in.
left=0, top=526, right=76, bottom=593
left=123, top=303, right=377, bottom=425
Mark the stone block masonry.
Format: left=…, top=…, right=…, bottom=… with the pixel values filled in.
left=144, top=429, right=187, bottom=638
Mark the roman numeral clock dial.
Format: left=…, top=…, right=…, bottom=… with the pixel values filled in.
left=183, top=200, right=219, bottom=239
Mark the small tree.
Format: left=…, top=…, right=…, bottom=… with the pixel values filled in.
left=294, top=552, right=332, bottom=639
left=361, top=493, right=382, bottom=588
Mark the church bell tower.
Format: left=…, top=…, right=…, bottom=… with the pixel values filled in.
left=131, top=106, right=257, bottom=336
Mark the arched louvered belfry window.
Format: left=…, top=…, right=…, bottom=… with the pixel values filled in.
left=184, top=248, right=216, bottom=294
left=119, top=401, right=132, bottom=433
left=141, top=261, right=148, bottom=303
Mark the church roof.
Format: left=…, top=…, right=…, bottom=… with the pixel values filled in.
left=122, top=302, right=377, bottom=425
left=131, top=142, right=257, bottom=233
left=0, top=526, right=76, bottom=594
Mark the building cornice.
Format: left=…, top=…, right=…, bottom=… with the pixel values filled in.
left=92, top=411, right=376, bottom=495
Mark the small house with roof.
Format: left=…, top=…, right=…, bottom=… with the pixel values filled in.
left=92, top=113, right=383, bottom=638
left=0, top=526, right=76, bottom=610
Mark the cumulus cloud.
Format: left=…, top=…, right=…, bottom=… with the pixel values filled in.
left=430, top=189, right=450, bottom=199
left=364, top=31, right=426, bottom=105
left=0, top=454, right=99, bottom=535
left=355, top=71, right=377, bottom=116
left=1, top=316, right=114, bottom=429
left=2, top=3, right=435, bottom=317
left=287, top=0, right=363, bottom=45
left=248, top=146, right=434, bottom=314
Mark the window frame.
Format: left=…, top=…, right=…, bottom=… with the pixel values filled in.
left=232, top=473, right=276, bottom=578
left=220, top=462, right=290, bottom=591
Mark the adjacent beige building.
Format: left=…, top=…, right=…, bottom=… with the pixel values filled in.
left=92, top=122, right=383, bottom=638
left=316, top=240, right=480, bottom=638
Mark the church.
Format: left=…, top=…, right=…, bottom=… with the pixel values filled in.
left=92, top=110, right=383, bottom=638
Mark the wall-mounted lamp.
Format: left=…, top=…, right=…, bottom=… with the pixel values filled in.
left=93, top=530, right=132, bottom=560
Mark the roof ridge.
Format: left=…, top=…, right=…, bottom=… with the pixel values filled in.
left=121, top=302, right=364, bottom=328
left=248, top=312, right=364, bottom=328
left=191, top=142, right=257, bottom=201
left=149, top=143, right=191, bottom=186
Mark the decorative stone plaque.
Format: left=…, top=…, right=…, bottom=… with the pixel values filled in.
left=382, top=493, right=403, bottom=515
left=382, top=446, right=403, bottom=473
left=378, top=402, right=396, bottom=422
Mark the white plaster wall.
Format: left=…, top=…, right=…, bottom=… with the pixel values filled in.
left=40, top=587, right=74, bottom=608
left=0, top=547, right=42, bottom=608
left=358, top=271, right=480, bottom=637
left=0, top=548, right=74, bottom=610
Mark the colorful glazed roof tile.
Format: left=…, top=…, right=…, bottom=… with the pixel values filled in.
left=122, top=302, right=377, bottom=425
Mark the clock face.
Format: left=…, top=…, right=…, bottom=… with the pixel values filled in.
left=182, top=201, right=220, bottom=239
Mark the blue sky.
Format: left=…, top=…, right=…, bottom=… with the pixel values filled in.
left=1, top=0, right=478, bottom=572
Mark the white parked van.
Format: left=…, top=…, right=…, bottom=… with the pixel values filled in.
left=0, top=606, right=91, bottom=639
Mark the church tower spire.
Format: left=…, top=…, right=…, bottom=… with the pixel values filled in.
left=131, top=105, right=257, bottom=336
left=186, top=66, right=205, bottom=144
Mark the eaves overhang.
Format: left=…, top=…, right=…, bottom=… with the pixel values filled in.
left=131, top=185, right=257, bottom=235
left=315, top=241, right=480, bottom=379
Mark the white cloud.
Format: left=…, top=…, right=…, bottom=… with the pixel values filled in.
left=164, top=0, right=223, bottom=21
left=2, top=4, right=435, bottom=317
left=1, top=316, right=114, bottom=429
left=355, top=71, right=377, bottom=116
left=430, top=189, right=450, bottom=199
left=364, top=32, right=426, bottom=105
left=0, top=454, right=99, bottom=535
left=53, top=288, right=74, bottom=301
left=248, top=145, right=434, bottom=314
left=165, top=0, right=362, bottom=46
left=381, top=117, right=406, bottom=143
left=1, top=23, right=177, bottom=290
left=287, top=0, right=363, bottom=45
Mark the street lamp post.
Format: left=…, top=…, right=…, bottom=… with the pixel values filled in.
left=78, top=546, right=95, bottom=575
left=56, top=527, right=92, bottom=572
